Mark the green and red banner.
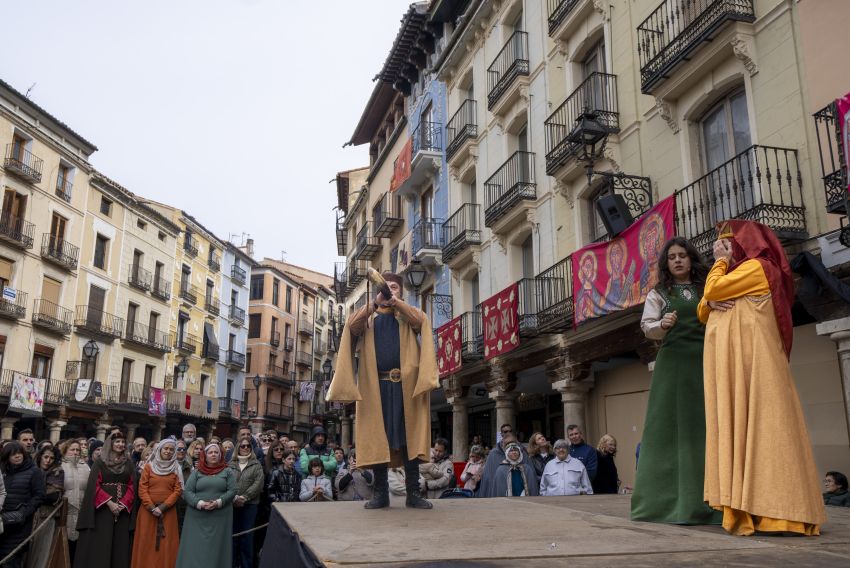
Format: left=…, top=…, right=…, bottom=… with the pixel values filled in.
left=436, top=315, right=463, bottom=378
left=482, top=282, right=519, bottom=360
left=571, top=195, right=674, bottom=326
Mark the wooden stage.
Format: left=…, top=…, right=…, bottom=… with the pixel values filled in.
left=260, top=495, right=850, bottom=567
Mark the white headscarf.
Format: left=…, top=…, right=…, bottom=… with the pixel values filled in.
left=149, top=437, right=184, bottom=487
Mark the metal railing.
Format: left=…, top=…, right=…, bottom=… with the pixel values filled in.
left=446, top=99, right=478, bottom=160
left=591, top=173, right=654, bottom=242
left=75, top=305, right=125, bottom=339
left=231, top=264, right=247, bottom=285
left=545, top=72, right=619, bottom=174
left=205, top=294, right=220, bottom=316
left=336, top=210, right=347, bottom=256
left=124, top=320, right=170, bottom=352
left=267, top=364, right=294, bottom=384
left=115, top=381, right=150, bottom=406
left=55, top=176, right=73, bottom=202
left=354, top=221, right=380, bottom=261
left=547, top=0, right=582, bottom=34
left=517, top=278, right=542, bottom=337
left=271, top=330, right=281, bottom=346
left=813, top=101, right=847, bottom=214
left=265, top=400, right=294, bottom=419
left=229, top=304, right=246, bottom=324
left=183, top=235, right=199, bottom=257
left=32, top=299, right=73, bottom=334
left=637, top=0, right=755, bottom=92
left=460, top=310, right=483, bottom=361
left=208, top=253, right=221, bottom=272
left=41, top=234, right=79, bottom=270
left=295, top=350, right=312, bottom=366
left=334, top=262, right=348, bottom=299
left=412, top=120, right=442, bottom=155
left=487, top=31, right=529, bottom=109
left=442, top=203, right=482, bottom=263
left=484, top=151, right=536, bottom=227
left=4, top=143, right=43, bottom=183
left=535, top=257, right=574, bottom=333
left=175, top=333, right=199, bottom=354
left=412, top=217, right=443, bottom=255
left=218, top=396, right=237, bottom=415
left=202, top=341, right=220, bottom=361
left=152, top=276, right=171, bottom=301
left=314, top=339, right=327, bottom=354
left=128, top=264, right=152, bottom=291
left=299, top=319, right=314, bottom=335
left=0, top=211, right=35, bottom=249
left=0, top=289, right=27, bottom=319
left=674, top=145, right=806, bottom=256
left=284, top=336, right=294, bottom=351
left=179, top=283, right=199, bottom=305
left=373, top=192, right=404, bottom=237
left=346, top=260, right=368, bottom=292
left=226, top=349, right=246, bottom=369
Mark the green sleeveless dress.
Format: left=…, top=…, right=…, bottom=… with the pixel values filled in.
left=630, top=284, right=722, bottom=524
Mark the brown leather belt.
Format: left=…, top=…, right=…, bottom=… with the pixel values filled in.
left=378, top=369, right=402, bottom=382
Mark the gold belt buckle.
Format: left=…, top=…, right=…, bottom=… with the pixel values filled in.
left=382, top=369, right=402, bottom=383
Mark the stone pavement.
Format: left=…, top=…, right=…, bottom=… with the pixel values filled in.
left=274, top=494, right=850, bottom=567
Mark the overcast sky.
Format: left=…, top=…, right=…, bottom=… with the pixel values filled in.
left=2, top=0, right=413, bottom=275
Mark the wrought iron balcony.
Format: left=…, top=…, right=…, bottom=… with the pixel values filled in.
left=231, top=264, right=247, bottom=285
left=412, top=217, right=443, bottom=257
left=591, top=173, right=653, bottom=242
left=202, top=341, right=220, bottom=361
left=179, top=283, right=199, bottom=305
left=265, top=400, right=294, bottom=420
left=4, top=143, right=43, bottom=183
left=41, top=234, right=79, bottom=271
left=0, top=289, right=26, bottom=319
left=55, top=176, right=73, bottom=202
left=373, top=192, right=405, bottom=238
left=547, top=0, right=582, bottom=35
left=295, top=350, right=312, bottom=367
left=266, top=364, right=295, bottom=386
left=517, top=277, right=543, bottom=338
left=218, top=396, right=237, bottom=416
left=442, top=204, right=482, bottom=264
left=674, top=145, right=806, bottom=256
left=535, top=257, right=574, bottom=334
left=152, top=276, right=171, bottom=301
left=484, top=151, right=536, bottom=227
left=124, top=320, right=171, bottom=352
left=226, top=349, right=246, bottom=369
left=229, top=304, right=246, bottom=325
left=113, top=381, right=151, bottom=408
left=446, top=99, right=478, bottom=162
left=75, top=305, right=125, bottom=340
left=128, top=264, right=152, bottom=291
left=545, top=73, right=620, bottom=175
left=284, top=336, right=294, bottom=351
left=271, top=330, right=281, bottom=347
left=426, top=294, right=453, bottom=328
left=298, top=318, right=314, bottom=336
left=460, top=310, right=483, bottom=362
left=354, top=222, right=381, bottom=261
left=183, top=235, right=198, bottom=257
left=175, top=333, right=199, bottom=354
left=314, top=339, right=327, bottom=354
left=208, top=252, right=221, bottom=272
left=487, top=31, right=529, bottom=110
left=32, top=299, right=73, bottom=335
left=346, top=260, right=367, bottom=292
left=205, top=294, right=220, bottom=316
left=813, top=102, right=847, bottom=214
left=0, top=211, right=34, bottom=249
left=336, top=210, right=347, bottom=256
left=413, top=120, right=442, bottom=155
left=334, top=262, right=348, bottom=299
left=638, top=0, right=755, bottom=93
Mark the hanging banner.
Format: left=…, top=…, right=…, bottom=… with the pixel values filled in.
left=299, top=381, right=315, bottom=402
left=437, top=315, right=463, bottom=378
left=389, top=137, right=413, bottom=192
left=396, top=230, right=414, bottom=273
left=232, top=400, right=241, bottom=420
left=74, top=379, right=92, bottom=402
left=9, top=373, right=45, bottom=415
left=572, top=195, right=675, bottom=326
left=148, top=387, right=167, bottom=417
left=481, top=283, right=520, bottom=360
left=836, top=92, right=850, bottom=194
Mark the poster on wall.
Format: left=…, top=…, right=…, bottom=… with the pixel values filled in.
left=148, top=387, right=167, bottom=417
left=836, top=92, right=850, bottom=193
left=9, top=373, right=46, bottom=416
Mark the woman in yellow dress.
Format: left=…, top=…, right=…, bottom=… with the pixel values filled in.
left=698, top=220, right=826, bottom=536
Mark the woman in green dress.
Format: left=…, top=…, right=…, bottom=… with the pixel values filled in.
left=176, top=443, right=237, bottom=568
left=630, top=237, right=727, bottom=524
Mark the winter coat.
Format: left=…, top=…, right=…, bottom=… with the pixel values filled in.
left=569, top=442, right=598, bottom=481
left=299, top=475, right=333, bottom=502
left=419, top=457, right=455, bottom=499
left=299, top=427, right=336, bottom=477
left=61, top=457, right=90, bottom=541
left=460, top=461, right=484, bottom=491
left=824, top=489, right=850, bottom=507
left=529, top=453, right=554, bottom=479
left=267, top=466, right=301, bottom=503
left=335, top=467, right=374, bottom=501
left=0, top=458, right=45, bottom=558
left=540, top=455, right=593, bottom=496
left=230, top=453, right=264, bottom=505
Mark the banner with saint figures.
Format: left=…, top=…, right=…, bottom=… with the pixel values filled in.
left=481, top=282, right=519, bottom=360
left=571, top=195, right=675, bottom=326
left=9, top=373, right=46, bottom=416
left=436, top=315, right=463, bottom=378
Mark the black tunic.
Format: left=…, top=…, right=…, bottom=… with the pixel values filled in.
left=373, top=312, right=406, bottom=450
left=74, top=460, right=134, bottom=568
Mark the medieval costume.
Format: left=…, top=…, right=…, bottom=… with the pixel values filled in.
left=327, top=271, right=439, bottom=509
left=476, top=441, right=530, bottom=498
left=74, top=433, right=135, bottom=568
left=175, top=445, right=237, bottom=568
left=131, top=439, right=183, bottom=568
left=698, top=220, right=826, bottom=535
left=491, top=443, right=538, bottom=497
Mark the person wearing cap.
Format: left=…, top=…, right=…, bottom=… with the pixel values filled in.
left=540, top=439, right=593, bottom=496
left=327, top=271, right=439, bottom=510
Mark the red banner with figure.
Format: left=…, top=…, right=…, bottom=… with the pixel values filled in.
left=481, top=282, right=520, bottom=360
left=436, top=315, right=463, bottom=378
left=390, top=137, right=413, bottom=192
left=571, top=195, right=675, bottom=326
left=836, top=92, right=850, bottom=194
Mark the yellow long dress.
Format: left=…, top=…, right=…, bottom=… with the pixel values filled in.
left=698, top=258, right=826, bottom=536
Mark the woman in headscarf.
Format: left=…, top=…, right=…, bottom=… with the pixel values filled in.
left=86, top=439, right=103, bottom=468
left=25, top=446, right=65, bottom=568
left=131, top=438, right=183, bottom=568
left=60, top=438, right=90, bottom=560
left=74, top=432, right=135, bottom=568
left=491, top=442, right=538, bottom=497
left=699, top=220, right=826, bottom=536
left=176, top=443, right=237, bottom=568
left=0, top=441, right=44, bottom=568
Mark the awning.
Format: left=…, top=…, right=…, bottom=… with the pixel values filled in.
left=204, top=321, right=218, bottom=346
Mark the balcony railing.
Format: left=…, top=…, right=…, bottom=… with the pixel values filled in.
left=55, top=176, right=73, bottom=202
left=412, top=120, right=442, bottom=155
left=460, top=310, right=483, bottom=361
left=813, top=102, right=847, bottom=214
left=346, top=260, right=367, bottom=292
left=545, top=72, right=620, bottom=175
left=547, top=0, right=582, bottom=34
left=334, top=262, right=348, bottom=299
left=32, top=299, right=73, bottom=334
left=484, top=151, right=536, bottom=227
left=124, top=320, right=170, bottom=352
left=41, top=234, right=79, bottom=271
left=314, top=339, right=327, bottom=354
left=175, top=333, right=199, bottom=354
left=152, top=276, right=171, bottom=301
left=354, top=221, right=381, bottom=261
left=442, top=204, right=482, bottom=264
left=674, top=145, right=806, bottom=256
left=412, top=217, right=443, bottom=256
left=218, top=396, right=236, bottom=415
left=446, top=99, right=478, bottom=161
left=226, top=349, right=246, bottom=369
left=591, top=173, right=654, bottom=242
left=231, top=265, right=247, bottom=285
left=487, top=31, right=529, bottom=109
left=517, top=278, right=543, bottom=337
left=208, top=253, right=221, bottom=272
left=267, top=364, right=295, bottom=385
left=205, top=294, right=220, bottom=316
left=115, top=381, right=151, bottom=407
left=202, top=341, right=220, bottom=361
left=75, top=306, right=125, bottom=340
left=535, top=257, right=574, bottom=334
left=229, top=304, right=246, bottom=325
left=0, top=211, right=35, bottom=249
left=427, top=294, right=453, bottom=329
left=128, top=264, right=152, bottom=291
left=299, top=319, right=314, bottom=336
left=271, top=330, right=281, bottom=347
left=637, top=0, right=755, bottom=93
left=0, top=289, right=26, bottom=319
left=336, top=210, right=347, bottom=256
left=179, top=283, right=199, bottom=305
left=4, top=143, right=43, bottom=183
left=284, top=336, right=294, bottom=351
left=265, top=400, right=294, bottom=420
left=373, top=192, right=405, bottom=238
left=183, top=235, right=198, bottom=257
left=295, top=350, right=312, bottom=367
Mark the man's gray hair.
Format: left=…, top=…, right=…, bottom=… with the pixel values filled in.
left=553, top=439, right=569, bottom=450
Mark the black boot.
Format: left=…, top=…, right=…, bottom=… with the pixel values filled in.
left=404, top=460, right=433, bottom=509
left=364, top=465, right=390, bottom=509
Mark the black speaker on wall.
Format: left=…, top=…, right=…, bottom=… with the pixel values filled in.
left=596, top=193, right=634, bottom=237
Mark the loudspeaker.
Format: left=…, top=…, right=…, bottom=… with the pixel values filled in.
left=596, top=193, right=633, bottom=237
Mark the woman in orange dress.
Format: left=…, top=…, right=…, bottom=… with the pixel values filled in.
left=131, top=438, right=183, bottom=567
left=698, top=220, right=826, bottom=536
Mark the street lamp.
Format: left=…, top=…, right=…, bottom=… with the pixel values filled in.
left=405, top=259, right=427, bottom=306
left=82, top=339, right=99, bottom=360
left=568, top=106, right=610, bottom=185
left=176, top=356, right=189, bottom=378
left=253, top=374, right=261, bottom=390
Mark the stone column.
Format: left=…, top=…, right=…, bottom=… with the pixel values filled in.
left=48, top=420, right=67, bottom=444
left=1, top=417, right=17, bottom=440
left=448, top=396, right=469, bottom=461
left=340, top=416, right=352, bottom=450
left=125, top=423, right=139, bottom=442
left=817, top=317, right=850, bottom=435
left=96, top=421, right=110, bottom=441
left=553, top=380, right=595, bottom=438
left=486, top=359, right=518, bottom=438
left=490, top=392, right=518, bottom=435
left=152, top=419, right=165, bottom=441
